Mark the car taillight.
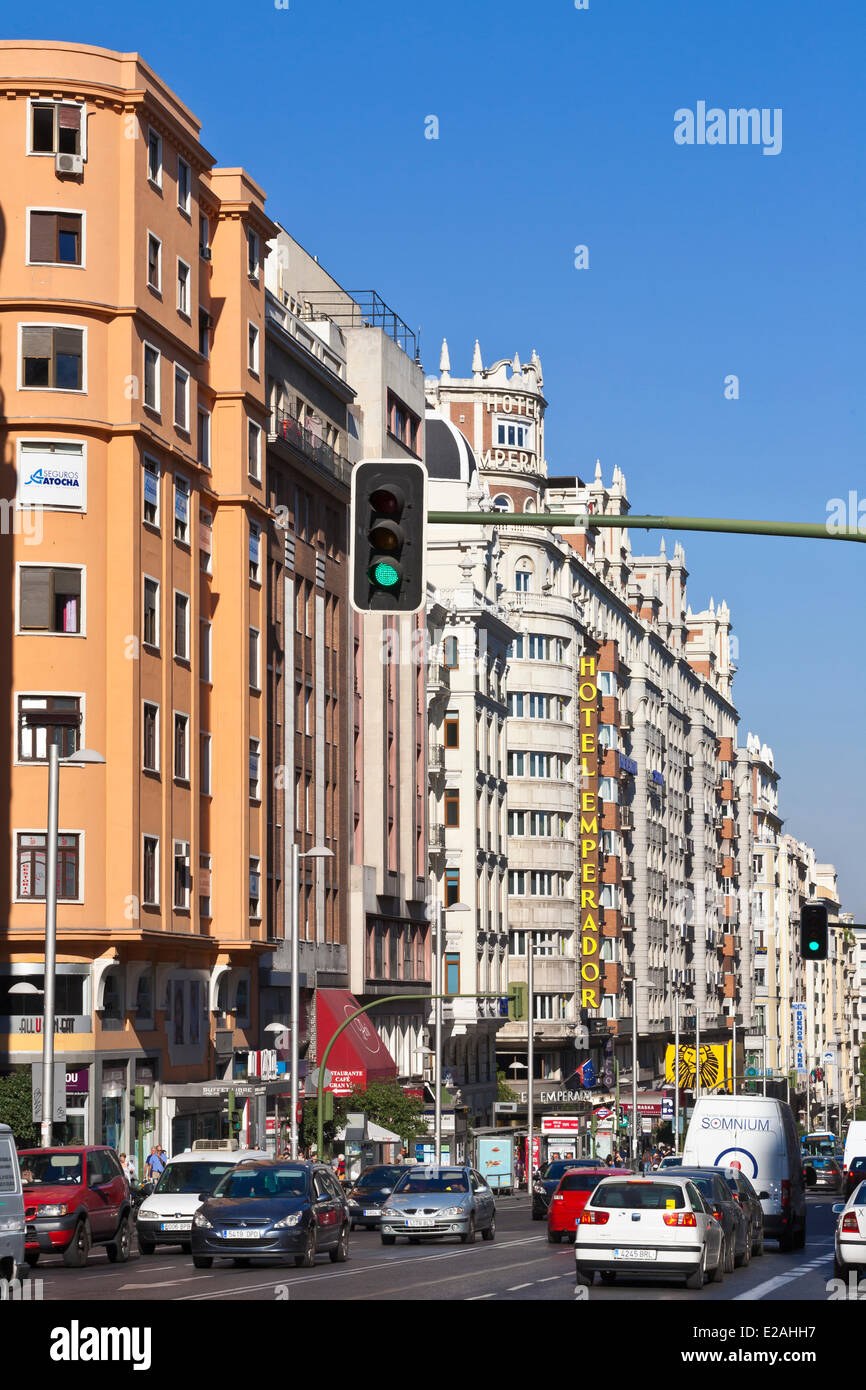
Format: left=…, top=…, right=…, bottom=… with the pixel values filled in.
left=711, top=1208, right=723, bottom=1222
left=781, top=1180, right=791, bottom=1207
left=579, top=1209, right=610, bottom=1224
left=663, top=1211, right=697, bottom=1227
left=841, top=1214, right=859, bottom=1233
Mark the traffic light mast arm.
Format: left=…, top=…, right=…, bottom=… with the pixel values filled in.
left=315, top=991, right=518, bottom=1158
left=427, top=512, right=866, bottom=544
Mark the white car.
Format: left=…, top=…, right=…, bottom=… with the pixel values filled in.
left=135, top=1148, right=269, bottom=1253
left=833, top=1182, right=866, bottom=1279
left=574, top=1174, right=724, bottom=1290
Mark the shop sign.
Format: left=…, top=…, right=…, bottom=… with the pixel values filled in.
left=578, top=654, right=601, bottom=1012
left=66, top=1067, right=89, bottom=1093
left=3, top=1015, right=88, bottom=1034
left=541, top=1115, right=582, bottom=1134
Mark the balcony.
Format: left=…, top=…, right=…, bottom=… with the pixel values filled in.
left=271, top=408, right=351, bottom=487
left=427, top=743, right=445, bottom=774
left=301, top=289, right=417, bottom=358
left=619, top=807, right=634, bottom=830
left=427, top=824, right=445, bottom=851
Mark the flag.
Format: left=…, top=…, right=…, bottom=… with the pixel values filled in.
left=575, top=1058, right=597, bottom=1088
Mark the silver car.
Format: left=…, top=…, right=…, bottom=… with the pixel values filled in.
left=380, top=1166, right=496, bottom=1245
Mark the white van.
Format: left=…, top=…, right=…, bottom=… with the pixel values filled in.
left=135, top=1147, right=269, bottom=1253
left=682, top=1096, right=806, bottom=1251
left=0, top=1123, right=25, bottom=1282
left=843, top=1121, right=866, bottom=1176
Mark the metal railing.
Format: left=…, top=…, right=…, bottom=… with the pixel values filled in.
left=271, top=408, right=351, bottom=487
left=300, top=290, right=417, bottom=358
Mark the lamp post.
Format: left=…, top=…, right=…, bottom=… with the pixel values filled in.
left=289, top=844, right=332, bottom=1159
left=433, top=900, right=470, bottom=1163
left=674, top=991, right=680, bottom=1155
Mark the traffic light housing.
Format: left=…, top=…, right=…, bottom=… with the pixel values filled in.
left=508, top=982, right=529, bottom=1021
left=799, top=901, right=829, bottom=961
left=350, top=460, right=427, bottom=614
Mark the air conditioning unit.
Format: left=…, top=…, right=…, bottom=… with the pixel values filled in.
left=55, top=152, right=83, bottom=176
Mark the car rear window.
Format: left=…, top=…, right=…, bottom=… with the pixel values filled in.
left=590, top=1182, right=684, bottom=1210
left=559, top=1174, right=606, bottom=1193
left=849, top=1158, right=866, bottom=1172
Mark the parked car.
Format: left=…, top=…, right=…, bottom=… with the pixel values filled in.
left=842, top=1121, right=866, bottom=1181
left=658, top=1156, right=683, bottom=1169
left=0, top=1124, right=25, bottom=1283
left=18, top=1146, right=132, bottom=1268
left=833, top=1181, right=866, bottom=1279
left=532, top=1160, right=586, bottom=1219
left=809, top=1156, right=844, bottom=1193
left=718, top=1166, right=765, bottom=1257
left=380, top=1165, right=496, bottom=1245
left=135, top=1148, right=269, bottom=1253
left=547, top=1167, right=618, bottom=1243
left=675, top=1167, right=750, bottom=1270
left=343, top=1165, right=404, bottom=1230
left=191, top=1160, right=350, bottom=1269
left=843, top=1155, right=866, bottom=1200
left=574, top=1173, right=724, bottom=1289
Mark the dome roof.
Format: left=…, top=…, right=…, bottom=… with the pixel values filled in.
left=424, top=411, right=478, bottom=482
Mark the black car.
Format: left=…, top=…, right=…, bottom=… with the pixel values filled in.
left=190, top=1161, right=350, bottom=1269
left=675, top=1168, right=750, bottom=1270
left=532, top=1161, right=585, bottom=1219
left=344, top=1165, right=404, bottom=1230
left=844, top=1155, right=866, bottom=1200
left=719, top=1167, right=765, bottom=1258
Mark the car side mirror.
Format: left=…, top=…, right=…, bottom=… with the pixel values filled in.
left=198, top=1192, right=211, bottom=1202
left=758, top=1191, right=770, bottom=1200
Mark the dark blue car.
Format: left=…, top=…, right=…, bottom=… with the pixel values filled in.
left=190, top=1161, right=350, bottom=1269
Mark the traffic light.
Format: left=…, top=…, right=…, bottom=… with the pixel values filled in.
left=350, top=460, right=427, bottom=614
left=227, top=1089, right=242, bottom=1135
left=799, top=902, right=829, bottom=961
left=508, top=982, right=529, bottom=1021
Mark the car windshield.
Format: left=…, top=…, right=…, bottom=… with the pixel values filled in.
left=559, top=1173, right=607, bottom=1193
left=212, top=1165, right=308, bottom=1199
left=19, top=1153, right=83, bottom=1186
left=354, top=1168, right=402, bottom=1190
left=155, top=1161, right=236, bottom=1195
left=849, top=1158, right=866, bottom=1172
left=393, top=1170, right=469, bottom=1194
left=542, top=1162, right=578, bottom=1181
left=592, top=1181, right=685, bottom=1210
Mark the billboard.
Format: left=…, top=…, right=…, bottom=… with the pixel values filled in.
left=18, top=442, right=86, bottom=510
left=665, top=1041, right=733, bottom=1092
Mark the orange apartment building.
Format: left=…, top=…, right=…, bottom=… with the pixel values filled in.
left=0, top=41, right=278, bottom=1151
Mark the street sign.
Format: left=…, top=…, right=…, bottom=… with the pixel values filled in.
left=305, top=1067, right=332, bottom=1091
left=32, top=1062, right=67, bottom=1123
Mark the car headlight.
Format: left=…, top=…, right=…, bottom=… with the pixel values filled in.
left=440, top=1205, right=466, bottom=1217
left=38, top=1203, right=69, bottom=1217
left=274, top=1211, right=303, bottom=1229
left=193, top=1210, right=213, bottom=1229
left=0, top=1217, right=21, bottom=1232
left=381, top=1207, right=399, bottom=1218
left=137, top=1208, right=159, bottom=1220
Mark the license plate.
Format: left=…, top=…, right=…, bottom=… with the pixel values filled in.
left=222, top=1229, right=261, bottom=1240
left=160, top=1222, right=190, bottom=1231
left=363, top=1209, right=380, bottom=1217
left=613, top=1248, right=657, bottom=1260
left=406, top=1218, right=436, bottom=1228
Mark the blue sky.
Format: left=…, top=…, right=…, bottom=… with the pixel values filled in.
left=7, top=0, right=864, bottom=914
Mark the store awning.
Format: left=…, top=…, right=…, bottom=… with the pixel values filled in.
left=315, top=989, right=398, bottom=1096
left=334, top=1120, right=401, bottom=1144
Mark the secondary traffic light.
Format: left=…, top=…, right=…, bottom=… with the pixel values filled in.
left=508, top=982, right=529, bottom=1021
left=799, top=902, right=829, bottom=961
left=350, top=460, right=427, bottom=614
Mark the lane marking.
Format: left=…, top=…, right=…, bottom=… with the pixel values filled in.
left=734, top=1249, right=834, bottom=1301
left=467, top=1293, right=496, bottom=1300
left=506, top=1283, right=533, bottom=1291
left=118, top=1276, right=214, bottom=1290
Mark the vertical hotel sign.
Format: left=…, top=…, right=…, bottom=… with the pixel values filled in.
left=578, top=655, right=600, bottom=1010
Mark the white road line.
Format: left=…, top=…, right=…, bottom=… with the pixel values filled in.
left=734, top=1251, right=834, bottom=1302
left=537, top=1276, right=560, bottom=1283
left=506, top=1283, right=533, bottom=1291
left=466, top=1293, right=496, bottom=1300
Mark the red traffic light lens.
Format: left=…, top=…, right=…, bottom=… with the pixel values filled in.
left=370, top=488, right=401, bottom=516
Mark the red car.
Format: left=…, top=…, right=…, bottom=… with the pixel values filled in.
left=547, top=1167, right=619, bottom=1243
left=18, top=1146, right=132, bottom=1267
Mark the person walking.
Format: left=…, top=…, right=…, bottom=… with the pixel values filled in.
left=119, top=1152, right=137, bottom=1183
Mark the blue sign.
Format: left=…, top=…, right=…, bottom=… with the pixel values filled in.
left=650, top=771, right=665, bottom=786
left=618, top=753, right=637, bottom=776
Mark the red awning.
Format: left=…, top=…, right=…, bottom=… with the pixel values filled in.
left=315, top=989, right=398, bottom=1096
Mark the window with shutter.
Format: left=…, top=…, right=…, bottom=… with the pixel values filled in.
left=29, top=212, right=57, bottom=263
left=19, top=567, right=53, bottom=629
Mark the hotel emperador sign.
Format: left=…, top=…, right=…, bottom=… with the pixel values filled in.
left=578, top=655, right=601, bottom=1010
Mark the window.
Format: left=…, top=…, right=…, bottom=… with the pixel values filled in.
left=509, top=635, right=524, bottom=659
left=528, top=752, right=552, bottom=778
left=197, top=408, right=210, bottom=468
left=143, top=343, right=161, bottom=411
left=173, top=713, right=189, bottom=781
left=174, top=365, right=190, bottom=431
left=507, top=693, right=524, bottom=717
left=528, top=693, right=550, bottom=719
left=598, top=670, right=617, bottom=696
left=247, top=229, right=259, bottom=280
left=508, top=931, right=527, bottom=957
left=249, top=522, right=261, bottom=582
left=198, top=308, right=210, bottom=358
left=173, top=840, right=190, bottom=910
left=200, top=508, right=214, bottom=572
left=249, top=739, right=261, bottom=800
left=444, top=712, right=459, bottom=749
left=507, top=810, right=525, bottom=837
left=17, top=696, right=81, bottom=762
left=507, top=751, right=525, bottom=777
left=534, top=994, right=567, bottom=1021
left=143, top=577, right=160, bottom=649
left=20, top=325, right=84, bottom=391
left=147, top=233, right=161, bottom=291
left=29, top=101, right=84, bottom=156
left=496, top=420, right=531, bottom=448
left=444, top=789, right=460, bottom=828
left=174, top=475, right=190, bottom=542
left=248, top=420, right=261, bottom=479
left=143, top=702, right=159, bottom=772
left=142, top=836, right=159, bottom=906
left=199, top=214, right=210, bottom=258
left=17, top=832, right=80, bottom=900
left=28, top=210, right=83, bottom=266
left=445, top=952, right=461, bottom=996
left=199, top=853, right=212, bottom=919
left=200, top=732, right=212, bottom=795
left=514, top=560, right=532, bottom=592
left=249, top=627, right=260, bottom=689
left=248, top=322, right=259, bottom=373
left=445, top=867, right=460, bottom=907
left=177, top=156, right=191, bottom=213
left=147, top=128, right=162, bottom=186
left=387, top=391, right=421, bottom=454
left=177, top=258, right=190, bottom=314
left=530, top=811, right=553, bottom=836
left=249, top=858, right=261, bottom=918
left=492, top=494, right=511, bottom=513
left=200, top=620, right=212, bottom=682
left=143, top=456, right=160, bottom=526
left=19, top=566, right=82, bottom=634
left=443, top=636, right=458, bottom=668
left=174, top=591, right=190, bottom=660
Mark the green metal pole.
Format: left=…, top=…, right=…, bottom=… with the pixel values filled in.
left=427, top=512, right=866, bottom=544
left=615, top=1059, right=620, bottom=1160
left=315, top=992, right=514, bottom=1160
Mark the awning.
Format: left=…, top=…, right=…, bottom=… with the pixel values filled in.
left=315, top=989, right=398, bottom=1096
left=335, top=1120, right=401, bottom=1144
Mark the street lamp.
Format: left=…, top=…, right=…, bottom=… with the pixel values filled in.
left=433, top=900, right=470, bottom=1163
left=289, top=844, right=333, bottom=1159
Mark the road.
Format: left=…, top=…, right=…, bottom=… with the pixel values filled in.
left=25, top=1193, right=841, bottom=1303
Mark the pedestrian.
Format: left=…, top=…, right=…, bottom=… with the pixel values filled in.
left=119, top=1152, right=136, bottom=1183
left=146, top=1146, right=166, bottom=1181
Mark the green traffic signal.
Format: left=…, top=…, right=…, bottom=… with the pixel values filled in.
left=350, top=460, right=427, bottom=613
left=799, top=902, right=829, bottom=961
left=508, top=981, right=529, bottom=1021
